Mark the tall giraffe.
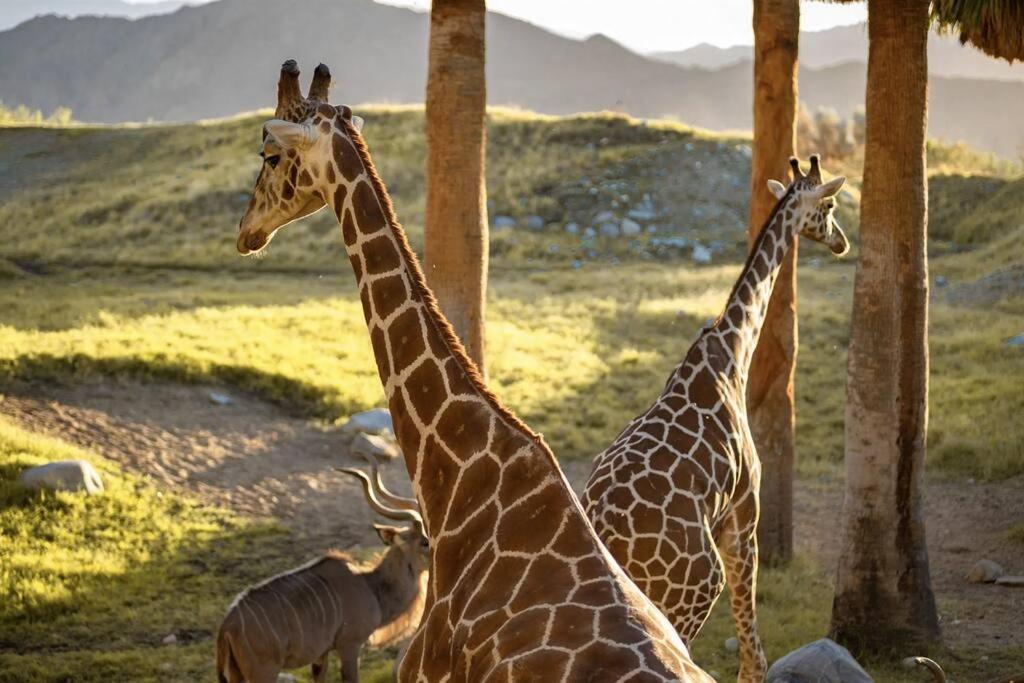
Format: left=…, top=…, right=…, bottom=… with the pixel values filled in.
left=582, top=157, right=848, bottom=683
left=236, top=60, right=712, bottom=683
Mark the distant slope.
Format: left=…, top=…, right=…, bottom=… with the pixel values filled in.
left=0, top=0, right=184, bottom=32
left=1, top=0, right=1022, bottom=153
left=654, top=23, right=1024, bottom=83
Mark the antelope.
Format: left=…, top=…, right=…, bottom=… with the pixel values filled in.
left=216, top=467, right=428, bottom=683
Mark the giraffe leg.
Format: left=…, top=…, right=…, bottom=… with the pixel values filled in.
left=661, top=520, right=727, bottom=645
left=717, top=510, right=767, bottom=683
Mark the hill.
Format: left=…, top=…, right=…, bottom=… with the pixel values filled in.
left=1, top=0, right=1023, bottom=153
left=0, top=0, right=184, bottom=32
left=653, top=22, right=1024, bottom=83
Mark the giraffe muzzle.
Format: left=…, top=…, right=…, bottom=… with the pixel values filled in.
left=237, top=229, right=268, bottom=255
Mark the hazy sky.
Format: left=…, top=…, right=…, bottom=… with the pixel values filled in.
left=126, top=0, right=867, bottom=53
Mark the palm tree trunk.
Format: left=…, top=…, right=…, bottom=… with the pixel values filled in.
left=748, top=0, right=799, bottom=566
left=424, top=0, right=489, bottom=374
left=831, top=0, right=940, bottom=653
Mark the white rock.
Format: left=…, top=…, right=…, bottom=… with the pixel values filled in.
left=564, top=222, right=579, bottom=235
left=351, top=433, right=400, bottom=461
left=966, top=559, right=1005, bottom=584
left=162, top=633, right=177, bottom=645
left=767, top=639, right=871, bottom=683
left=491, top=215, right=516, bottom=230
left=19, top=460, right=104, bottom=495
left=599, top=222, right=621, bottom=238
left=1005, top=333, right=1024, bottom=347
left=621, top=218, right=642, bottom=236
left=341, top=409, right=394, bottom=438
left=594, top=210, right=616, bottom=224
left=208, top=392, right=233, bottom=406
left=724, top=637, right=739, bottom=653
left=583, top=227, right=596, bottom=238
left=692, top=244, right=713, bottom=264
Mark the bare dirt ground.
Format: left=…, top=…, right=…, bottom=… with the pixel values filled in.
left=2, top=380, right=1021, bottom=656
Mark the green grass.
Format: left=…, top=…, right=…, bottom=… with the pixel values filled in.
left=2, top=259, right=1020, bottom=479
left=0, top=417, right=398, bottom=682
left=1, top=109, right=1022, bottom=680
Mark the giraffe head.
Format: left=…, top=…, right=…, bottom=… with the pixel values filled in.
left=767, top=155, right=849, bottom=256
left=237, top=60, right=363, bottom=255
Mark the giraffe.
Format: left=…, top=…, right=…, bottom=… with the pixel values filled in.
left=236, top=60, right=713, bottom=683
left=582, top=156, right=848, bottom=683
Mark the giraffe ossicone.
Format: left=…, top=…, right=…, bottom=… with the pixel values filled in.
left=582, top=156, right=848, bottom=683
left=236, top=59, right=713, bottom=683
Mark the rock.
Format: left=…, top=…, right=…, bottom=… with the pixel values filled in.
left=594, top=210, right=617, bottom=224
left=646, top=225, right=658, bottom=234
left=208, top=392, right=233, bottom=406
left=692, top=244, right=713, bottom=264
left=571, top=260, right=584, bottom=270
left=162, top=633, right=177, bottom=645
left=564, top=222, right=580, bottom=235
left=808, top=258, right=823, bottom=269
left=491, top=215, right=516, bottom=230
left=967, top=559, right=1005, bottom=583
left=599, top=222, right=621, bottom=238
left=767, top=638, right=871, bottom=683
left=621, top=218, right=642, bottom=236
left=277, top=675, right=297, bottom=683
left=525, top=215, right=545, bottom=231
left=935, top=275, right=949, bottom=288
left=1005, top=333, right=1024, bottom=347
left=583, top=227, right=596, bottom=238
left=995, top=575, right=1024, bottom=587
left=341, top=409, right=394, bottom=438
left=737, top=144, right=753, bottom=159
left=724, top=637, right=739, bottom=653
left=351, top=433, right=400, bottom=461
left=19, top=460, right=104, bottom=495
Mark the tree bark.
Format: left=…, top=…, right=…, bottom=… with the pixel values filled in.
left=424, top=0, right=489, bottom=374
left=748, top=0, right=799, bottom=567
left=831, top=0, right=940, bottom=653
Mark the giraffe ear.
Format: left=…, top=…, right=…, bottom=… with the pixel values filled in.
left=815, top=176, right=846, bottom=199
left=264, top=119, right=318, bottom=150
left=351, top=116, right=365, bottom=133
left=767, top=179, right=787, bottom=200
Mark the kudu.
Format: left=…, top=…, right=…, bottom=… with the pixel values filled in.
left=216, top=467, right=428, bottom=683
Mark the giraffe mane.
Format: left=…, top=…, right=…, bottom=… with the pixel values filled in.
left=340, top=118, right=548, bottom=452
left=710, top=184, right=796, bottom=330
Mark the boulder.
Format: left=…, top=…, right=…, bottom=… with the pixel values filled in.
left=621, top=218, right=642, bottom=237
left=491, top=215, right=517, bottom=230
left=724, top=637, right=739, bottom=653
left=341, top=409, right=394, bottom=439
left=351, top=433, right=400, bottom=461
left=19, top=460, right=104, bottom=495
left=767, top=638, right=872, bottom=683
left=967, top=559, right=1005, bottom=584
left=1005, top=333, right=1024, bottom=347
left=692, top=244, right=713, bottom=264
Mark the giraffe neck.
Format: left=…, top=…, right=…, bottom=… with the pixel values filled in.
left=712, top=192, right=799, bottom=383
left=323, top=124, right=549, bottom=539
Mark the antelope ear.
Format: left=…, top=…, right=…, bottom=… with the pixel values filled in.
left=816, top=176, right=846, bottom=199
left=767, top=179, right=787, bottom=200
left=264, top=119, right=318, bottom=150
left=351, top=115, right=365, bottom=133
left=373, top=524, right=402, bottom=546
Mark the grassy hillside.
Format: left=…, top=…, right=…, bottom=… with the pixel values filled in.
left=1, top=110, right=1022, bottom=681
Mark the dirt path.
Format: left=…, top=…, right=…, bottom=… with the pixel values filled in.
left=2, top=380, right=1021, bottom=655
left=0, top=380, right=415, bottom=552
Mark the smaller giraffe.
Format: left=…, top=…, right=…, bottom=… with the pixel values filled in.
left=583, top=157, right=848, bottom=683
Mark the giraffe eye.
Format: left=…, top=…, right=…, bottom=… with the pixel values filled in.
left=264, top=154, right=281, bottom=169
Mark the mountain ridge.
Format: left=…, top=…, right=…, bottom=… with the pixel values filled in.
left=1, top=0, right=1021, bottom=154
